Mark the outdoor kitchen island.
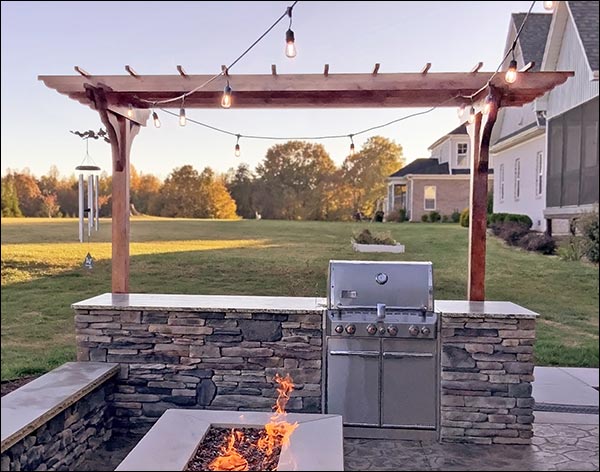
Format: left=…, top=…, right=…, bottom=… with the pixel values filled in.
left=73, top=293, right=538, bottom=445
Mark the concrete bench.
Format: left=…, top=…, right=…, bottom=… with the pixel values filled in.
left=1, top=362, right=118, bottom=471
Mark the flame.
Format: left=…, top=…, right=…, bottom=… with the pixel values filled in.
left=257, top=373, right=299, bottom=457
left=208, top=429, right=248, bottom=471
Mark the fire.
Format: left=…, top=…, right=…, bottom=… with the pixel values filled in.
left=208, top=373, right=298, bottom=471
left=257, top=373, right=299, bottom=457
left=208, top=429, right=248, bottom=471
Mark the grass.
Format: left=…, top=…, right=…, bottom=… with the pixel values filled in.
left=1, top=217, right=598, bottom=380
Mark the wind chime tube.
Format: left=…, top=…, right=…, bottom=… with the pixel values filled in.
left=78, top=174, right=84, bottom=243
left=88, top=175, right=93, bottom=237
left=94, top=174, right=99, bottom=231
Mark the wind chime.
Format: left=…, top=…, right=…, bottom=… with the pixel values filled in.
left=72, top=130, right=105, bottom=269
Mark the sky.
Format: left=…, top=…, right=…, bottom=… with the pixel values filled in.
left=0, top=1, right=547, bottom=180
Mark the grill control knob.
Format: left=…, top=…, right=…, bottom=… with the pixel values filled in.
left=345, top=324, right=356, bottom=335
left=366, top=324, right=377, bottom=335
left=334, top=325, right=344, bottom=334
left=408, top=325, right=420, bottom=337
left=387, top=325, right=398, bottom=336
left=421, top=326, right=431, bottom=336
left=379, top=327, right=387, bottom=335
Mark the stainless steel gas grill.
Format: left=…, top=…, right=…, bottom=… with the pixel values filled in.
left=324, top=260, right=440, bottom=440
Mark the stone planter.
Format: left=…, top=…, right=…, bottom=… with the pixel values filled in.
left=351, top=241, right=405, bottom=253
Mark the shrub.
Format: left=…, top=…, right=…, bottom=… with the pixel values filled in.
left=558, top=238, right=586, bottom=261
left=388, top=208, right=407, bottom=222
left=459, top=208, right=469, bottom=227
left=488, top=212, right=508, bottom=225
left=352, top=228, right=396, bottom=245
left=421, top=214, right=429, bottom=222
left=575, top=211, right=599, bottom=263
left=487, top=191, right=494, bottom=214
left=451, top=210, right=461, bottom=223
left=518, top=232, right=557, bottom=255
left=498, top=222, right=530, bottom=246
left=504, top=213, right=533, bottom=229
left=442, top=215, right=449, bottom=223
left=428, top=211, right=441, bottom=223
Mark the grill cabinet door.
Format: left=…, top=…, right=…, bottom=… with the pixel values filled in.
left=326, top=338, right=380, bottom=426
left=381, top=339, right=437, bottom=428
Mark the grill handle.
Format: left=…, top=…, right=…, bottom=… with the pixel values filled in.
left=383, top=352, right=434, bottom=359
left=329, top=350, right=380, bottom=358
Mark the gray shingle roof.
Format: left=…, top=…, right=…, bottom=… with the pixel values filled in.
left=568, top=1, right=599, bottom=72
left=390, top=159, right=450, bottom=177
left=512, top=13, right=553, bottom=71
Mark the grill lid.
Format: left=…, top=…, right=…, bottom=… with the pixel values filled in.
left=328, top=260, right=433, bottom=310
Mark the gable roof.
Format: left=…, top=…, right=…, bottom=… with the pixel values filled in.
left=568, top=1, right=599, bottom=72
left=427, top=124, right=468, bottom=150
left=389, top=159, right=450, bottom=177
left=512, top=13, right=553, bottom=71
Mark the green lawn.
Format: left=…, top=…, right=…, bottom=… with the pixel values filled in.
left=1, top=217, right=598, bottom=380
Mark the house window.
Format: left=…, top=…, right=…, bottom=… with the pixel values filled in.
left=535, top=151, right=544, bottom=198
left=424, top=185, right=436, bottom=210
left=514, top=158, right=521, bottom=200
left=457, top=143, right=469, bottom=166
left=499, top=164, right=505, bottom=201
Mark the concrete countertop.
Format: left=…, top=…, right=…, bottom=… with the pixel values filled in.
left=73, top=294, right=538, bottom=319
left=73, top=293, right=328, bottom=314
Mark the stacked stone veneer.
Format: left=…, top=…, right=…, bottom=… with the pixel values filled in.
left=0, top=382, right=114, bottom=471
left=440, top=313, right=536, bottom=445
left=74, top=309, right=322, bottom=435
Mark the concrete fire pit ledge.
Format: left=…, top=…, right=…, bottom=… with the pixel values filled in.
left=116, top=410, right=344, bottom=471
left=435, top=300, right=539, bottom=445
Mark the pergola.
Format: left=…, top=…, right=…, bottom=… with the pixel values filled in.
left=39, top=67, right=572, bottom=300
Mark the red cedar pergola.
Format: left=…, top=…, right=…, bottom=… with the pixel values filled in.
left=39, top=67, right=572, bottom=300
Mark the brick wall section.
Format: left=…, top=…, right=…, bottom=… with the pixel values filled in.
left=0, top=382, right=114, bottom=471
left=74, top=309, right=322, bottom=435
left=410, top=178, right=493, bottom=222
left=440, top=314, right=535, bottom=445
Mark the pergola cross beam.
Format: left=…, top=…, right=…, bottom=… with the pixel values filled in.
left=39, top=69, right=573, bottom=299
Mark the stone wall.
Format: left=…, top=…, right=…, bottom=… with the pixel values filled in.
left=440, top=314, right=535, bottom=445
left=1, top=382, right=114, bottom=471
left=74, top=308, right=322, bottom=435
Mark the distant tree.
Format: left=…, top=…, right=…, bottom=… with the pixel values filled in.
left=341, top=136, right=404, bottom=217
left=1, top=176, right=22, bottom=217
left=11, top=171, right=43, bottom=216
left=131, top=165, right=162, bottom=215
left=255, top=141, right=336, bottom=220
left=226, top=163, right=256, bottom=219
left=40, top=193, right=61, bottom=217
left=207, top=175, right=238, bottom=219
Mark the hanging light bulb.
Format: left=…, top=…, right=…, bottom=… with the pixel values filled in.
left=457, top=103, right=466, bottom=118
left=349, top=135, right=355, bottom=155
left=152, top=111, right=161, bottom=128
left=468, top=106, right=476, bottom=124
left=221, top=82, right=232, bottom=108
left=127, top=103, right=134, bottom=118
left=543, top=1, right=554, bottom=10
left=285, top=6, right=297, bottom=58
left=234, top=135, right=241, bottom=157
left=505, top=59, right=518, bottom=84
left=483, top=94, right=494, bottom=115
left=179, top=107, right=186, bottom=127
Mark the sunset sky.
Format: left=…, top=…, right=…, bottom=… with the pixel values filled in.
left=1, top=1, right=547, bottom=179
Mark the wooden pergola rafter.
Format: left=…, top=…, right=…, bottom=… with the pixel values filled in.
left=39, top=67, right=573, bottom=300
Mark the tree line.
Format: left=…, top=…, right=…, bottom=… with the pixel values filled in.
left=1, top=136, right=403, bottom=221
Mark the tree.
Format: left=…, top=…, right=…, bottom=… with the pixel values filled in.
left=226, top=164, right=257, bottom=219
left=11, top=171, right=43, bottom=216
left=207, top=175, right=238, bottom=219
left=341, top=136, right=404, bottom=216
left=1, top=176, right=22, bottom=217
left=40, top=193, right=61, bottom=217
left=131, top=168, right=162, bottom=215
left=255, top=141, right=337, bottom=220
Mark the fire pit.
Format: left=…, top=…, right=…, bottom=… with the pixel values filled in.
left=115, top=410, right=343, bottom=471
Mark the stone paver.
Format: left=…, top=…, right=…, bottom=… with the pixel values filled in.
left=344, top=422, right=599, bottom=471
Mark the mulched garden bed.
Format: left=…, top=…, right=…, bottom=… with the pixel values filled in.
left=1, top=375, right=39, bottom=397
left=186, top=427, right=281, bottom=471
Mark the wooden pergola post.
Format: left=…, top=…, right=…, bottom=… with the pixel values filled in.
left=86, top=85, right=143, bottom=293
left=467, top=87, right=501, bottom=301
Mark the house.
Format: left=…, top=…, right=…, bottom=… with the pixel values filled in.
left=490, top=13, right=553, bottom=232
left=491, top=2, right=599, bottom=234
left=386, top=124, right=493, bottom=222
left=541, top=1, right=598, bottom=234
